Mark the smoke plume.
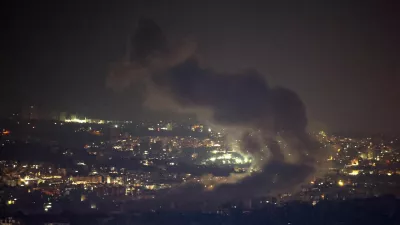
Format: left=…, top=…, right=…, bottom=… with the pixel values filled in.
left=108, top=18, right=322, bottom=207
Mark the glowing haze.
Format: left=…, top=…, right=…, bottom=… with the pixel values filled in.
left=107, top=18, right=324, bottom=206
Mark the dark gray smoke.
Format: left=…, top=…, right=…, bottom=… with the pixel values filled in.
left=130, top=18, right=168, bottom=64
left=109, top=19, right=322, bottom=208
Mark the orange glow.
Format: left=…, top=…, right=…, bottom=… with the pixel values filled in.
left=349, top=170, right=360, bottom=176
left=351, top=159, right=359, bottom=166
left=2, top=130, right=10, bottom=135
left=91, top=130, right=102, bottom=136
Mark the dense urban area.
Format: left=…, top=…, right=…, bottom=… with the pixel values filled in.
left=1, top=109, right=400, bottom=224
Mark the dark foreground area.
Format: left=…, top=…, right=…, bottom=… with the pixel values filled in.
left=2, top=195, right=400, bottom=225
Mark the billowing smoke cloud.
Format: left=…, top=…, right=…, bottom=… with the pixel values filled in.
left=108, top=18, right=322, bottom=208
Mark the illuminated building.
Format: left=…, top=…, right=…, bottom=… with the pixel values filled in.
left=65, top=117, right=87, bottom=123
left=166, top=123, right=173, bottom=131
left=70, top=175, right=103, bottom=184
left=106, top=176, right=111, bottom=184
left=70, top=114, right=77, bottom=120
left=106, top=176, right=124, bottom=185
left=59, top=112, right=107, bottom=124
left=191, top=124, right=203, bottom=132
left=348, top=170, right=360, bottom=176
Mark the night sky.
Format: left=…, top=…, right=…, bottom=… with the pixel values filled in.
left=1, top=0, right=400, bottom=133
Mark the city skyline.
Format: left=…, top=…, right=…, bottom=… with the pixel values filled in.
left=2, top=1, right=400, bottom=224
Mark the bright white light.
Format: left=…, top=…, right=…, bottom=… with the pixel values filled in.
left=114, top=124, right=118, bottom=128
left=65, top=118, right=87, bottom=123
left=223, top=154, right=232, bottom=159
left=235, top=158, right=243, bottom=164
